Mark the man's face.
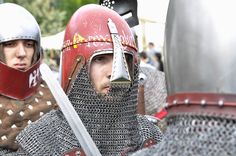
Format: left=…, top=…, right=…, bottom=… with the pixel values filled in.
left=90, top=54, right=113, bottom=95
left=2, top=39, right=35, bottom=71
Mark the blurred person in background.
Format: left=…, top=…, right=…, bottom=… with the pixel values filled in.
left=154, top=53, right=164, bottom=72
left=138, top=51, right=167, bottom=132
left=146, top=42, right=160, bottom=69
left=138, top=51, right=167, bottom=116
left=139, top=51, right=155, bottom=70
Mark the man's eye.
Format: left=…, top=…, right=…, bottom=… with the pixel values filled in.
left=3, top=42, right=15, bottom=47
left=94, top=56, right=105, bottom=62
left=25, top=41, right=34, bottom=48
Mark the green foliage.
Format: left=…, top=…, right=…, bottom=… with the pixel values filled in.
left=3, top=0, right=97, bottom=36
left=4, top=0, right=66, bottom=36
left=57, top=0, right=98, bottom=27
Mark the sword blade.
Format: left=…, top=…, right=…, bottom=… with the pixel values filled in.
left=40, top=63, right=101, bottom=156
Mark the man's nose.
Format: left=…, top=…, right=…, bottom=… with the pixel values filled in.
left=107, top=58, right=113, bottom=79
left=16, top=43, right=26, bottom=57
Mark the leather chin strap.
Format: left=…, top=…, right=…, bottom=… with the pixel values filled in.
left=64, top=55, right=85, bottom=94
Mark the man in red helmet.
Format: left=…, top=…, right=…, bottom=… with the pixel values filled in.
left=11, top=4, right=163, bottom=156
left=0, top=3, right=57, bottom=154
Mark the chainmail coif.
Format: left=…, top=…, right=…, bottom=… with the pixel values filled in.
left=5, top=65, right=162, bottom=156
left=139, top=67, right=167, bottom=115
left=67, top=65, right=141, bottom=155
left=131, top=113, right=236, bottom=156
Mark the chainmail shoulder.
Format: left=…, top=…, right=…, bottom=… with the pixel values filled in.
left=140, top=67, right=167, bottom=115
left=131, top=113, right=236, bottom=156
left=0, top=148, right=14, bottom=156
left=136, top=115, right=163, bottom=145
left=15, top=109, right=79, bottom=156
left=129, top=142, right=160, bottom=156
left=9, top=110, right=163, bottom=156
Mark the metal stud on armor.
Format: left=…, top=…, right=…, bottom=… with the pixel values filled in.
left=0, top=82, right=56, bottom=152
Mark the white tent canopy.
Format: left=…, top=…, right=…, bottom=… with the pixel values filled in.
left=41, top=30, right=65, bottom=50
left=135, top=0, right=169, bottom=51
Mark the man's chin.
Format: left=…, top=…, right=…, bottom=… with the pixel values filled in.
left=97, top=92, right=109, bottom=99
left=97, top=90, right=108, bottom=96
left=96, top=89, right=112, bottom=97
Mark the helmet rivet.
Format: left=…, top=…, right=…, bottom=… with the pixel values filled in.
left=218, top=100, right=224, bottom=107
left=200, top=99, right=206, bottom=106
left=184, top=99, right=189, bottom=104
left=77, top=57, right=81, bottom=63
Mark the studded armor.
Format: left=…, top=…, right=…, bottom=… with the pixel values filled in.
left=0, top=81, right=57, bottom=153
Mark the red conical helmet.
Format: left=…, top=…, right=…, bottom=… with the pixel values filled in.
left=61, top=4, right=138, bottom=91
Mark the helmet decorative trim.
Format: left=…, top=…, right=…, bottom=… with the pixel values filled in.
left=62, top=33, right=137, bottom=51
left=167, top=93, right=236, bottom=118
